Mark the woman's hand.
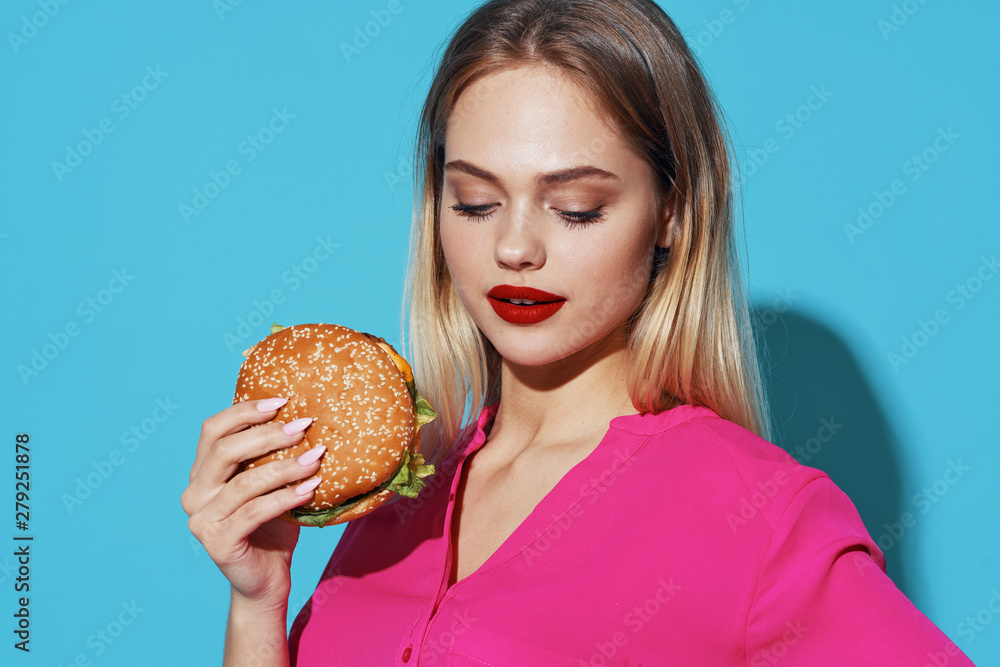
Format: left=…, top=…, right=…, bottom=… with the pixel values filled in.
left=181, top=397, right=325, bottom=610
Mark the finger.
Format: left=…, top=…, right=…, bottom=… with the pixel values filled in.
left=210, top=475, right=322, bottom=549
left=198, top=416, right=314, bottom=490
left=191, top=398, right=289, bottom=482
left=186, top=418, right=313, bottom=515
left=205, top=445, right=326, bottom=523
left=190, top=397, right=290, bottom=483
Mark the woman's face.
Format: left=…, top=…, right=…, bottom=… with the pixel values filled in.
left=439, top=64, right=671, bottom=368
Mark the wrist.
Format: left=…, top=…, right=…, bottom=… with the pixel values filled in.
left=225, top=588, right=291, bottom=667
left=230, top=586, right=290, bottom=618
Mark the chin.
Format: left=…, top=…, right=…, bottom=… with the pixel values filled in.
left=468, top=300, right=623, bottom=366
left=479, top=328, right=557, bottom=364
left=487, top=326, right=606, bottom=368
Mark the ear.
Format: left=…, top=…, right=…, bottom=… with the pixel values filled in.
left=654, top=191, right=677, bottom=248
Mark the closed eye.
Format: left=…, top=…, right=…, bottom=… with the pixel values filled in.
left=449, top=202, right=605, bottom=228
left=450, top=202, right=495, bottom=223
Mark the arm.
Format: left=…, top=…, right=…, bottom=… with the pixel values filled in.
left=223, top=590, right=291, bottom=667
left=746, top=476, right=975, bottom=665
left=181, top=398, right=323, bottom=667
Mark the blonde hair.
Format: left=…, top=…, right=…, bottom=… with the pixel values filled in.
left=402, top=0, right=773, bottom=467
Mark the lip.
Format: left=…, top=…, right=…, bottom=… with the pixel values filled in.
left=487, top=285, right=565, bottom=302
left=486, top=284, right=566, bottom=324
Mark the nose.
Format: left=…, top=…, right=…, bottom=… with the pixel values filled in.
left=494, top=208, right=545, bottom=270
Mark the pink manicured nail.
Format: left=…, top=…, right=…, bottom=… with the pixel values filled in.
left=298, top=445, right=326, bottom=466
left=256, top=397, right=288, bottom=412
left=295, top=476, right=322, bottom=495
left=282, top=417, right=314, bottom=435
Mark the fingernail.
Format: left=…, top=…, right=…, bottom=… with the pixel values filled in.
left=282, top=417, right=314, bottom=435
left=298, top=444, right=326, bottom=466
left=257, top=397, right=288, bottom=412
left=295, top=476, right=322, bottom=495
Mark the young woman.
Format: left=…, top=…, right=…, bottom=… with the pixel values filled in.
left=183, top=1, right=977, bottom=664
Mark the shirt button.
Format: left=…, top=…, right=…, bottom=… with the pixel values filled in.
left=402, top=646, right=412, bottom=662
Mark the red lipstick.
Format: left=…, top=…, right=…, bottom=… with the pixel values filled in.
left=487, top=284, right=566, bottom=324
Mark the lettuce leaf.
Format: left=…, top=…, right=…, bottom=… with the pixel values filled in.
left=386, top=450, right=435, bottom=498
left=406, top=379, right=438, bottom=429
left=289, top=449, right=435, bottom=527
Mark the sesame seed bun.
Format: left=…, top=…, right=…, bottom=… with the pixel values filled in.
left=233, top=323, right=437, bottom=527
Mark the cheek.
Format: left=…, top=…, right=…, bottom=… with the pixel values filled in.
left=573, top=231, right=652, bottom=303
left=440, top=220, right=480, bottom=298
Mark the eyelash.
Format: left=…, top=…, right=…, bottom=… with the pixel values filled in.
left=449, top=202, right=606, bottom=228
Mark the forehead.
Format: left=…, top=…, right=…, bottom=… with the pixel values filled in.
left=444, top=64, right=632, bottom=173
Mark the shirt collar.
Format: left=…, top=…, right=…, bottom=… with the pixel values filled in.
left=459, top=400, right=715, bottom=458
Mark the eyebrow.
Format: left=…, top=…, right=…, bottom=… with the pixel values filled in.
left=443, top=159, right=622, bottom=188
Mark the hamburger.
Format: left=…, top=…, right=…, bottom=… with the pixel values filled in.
left=234, top=322, right=437, bottom=527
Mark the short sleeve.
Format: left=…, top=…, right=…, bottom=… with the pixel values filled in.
left=745, top=476, right=975, bottom=665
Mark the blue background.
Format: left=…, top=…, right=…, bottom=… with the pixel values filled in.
left=2, top=0, right=997, bottom=664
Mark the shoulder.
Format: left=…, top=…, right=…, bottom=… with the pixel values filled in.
left=610, top=403, right=813, bottom=481
left=610, top=404, right=853, bottom=535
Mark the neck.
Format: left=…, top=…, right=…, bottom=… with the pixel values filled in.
left=488, top=322, right=639, bottom=458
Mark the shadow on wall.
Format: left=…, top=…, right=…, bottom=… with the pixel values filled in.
left=750, top=304, right=916, bottom=605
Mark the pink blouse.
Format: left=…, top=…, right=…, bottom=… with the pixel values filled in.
left=288, top=401, right=975, bottom=666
